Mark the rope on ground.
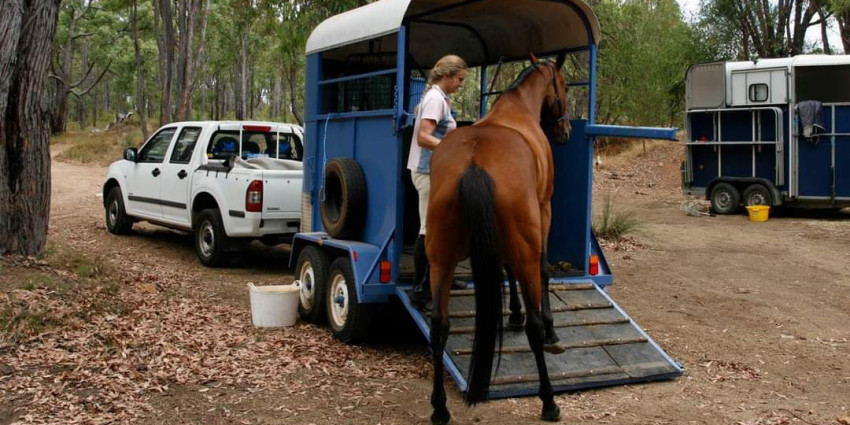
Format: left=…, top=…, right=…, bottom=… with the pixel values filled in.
left=681, top=200, right=713, bottom=217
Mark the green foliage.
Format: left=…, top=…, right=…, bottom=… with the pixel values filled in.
left=593, top=194, right=642, bottom=240
left=595, top=0, right=708, bottom=127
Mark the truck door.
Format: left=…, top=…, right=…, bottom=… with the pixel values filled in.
left=126, top=127, right=177, bottom=219
left=160, top=126, right=203, bottom=225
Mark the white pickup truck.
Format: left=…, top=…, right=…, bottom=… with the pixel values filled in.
left=102, top=121, right=304, bottom=266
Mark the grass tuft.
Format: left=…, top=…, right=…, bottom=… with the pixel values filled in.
left=54, top=128, right=143, bottom=166
left=592, top=193, right=642, bottom=240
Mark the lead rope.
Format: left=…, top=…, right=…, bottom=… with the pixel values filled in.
left=319, top=114, right=331, bottom=202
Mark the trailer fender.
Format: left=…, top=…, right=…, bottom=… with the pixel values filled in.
left=706, top=178, right=782, bottom=207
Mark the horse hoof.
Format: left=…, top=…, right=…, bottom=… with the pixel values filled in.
left=541, top=404, right=561, bottom=422
left=543, top=342, right=565, bottom=354
left=507, top=316, right=525, bottom=331
left=431, top=410, right=452, bottom=425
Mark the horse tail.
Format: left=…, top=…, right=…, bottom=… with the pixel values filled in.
left=458, top=165, right=504, bottom=405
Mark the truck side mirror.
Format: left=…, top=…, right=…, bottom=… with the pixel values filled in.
left=124, top=147, right=138, bottom=163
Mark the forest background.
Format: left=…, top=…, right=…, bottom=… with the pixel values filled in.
left=3, top=0, right=850, bottom=256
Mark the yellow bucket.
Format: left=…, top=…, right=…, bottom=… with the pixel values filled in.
left=745, top=205, right=770, bottom=222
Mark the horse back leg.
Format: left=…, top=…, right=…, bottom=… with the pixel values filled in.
left=505, top=265, right=525, bottom=330
left=515, top=257, right=560, bottom=422
left=538, top=203, right=559, bottom=348
left=429, top=263, right=454, bottom=425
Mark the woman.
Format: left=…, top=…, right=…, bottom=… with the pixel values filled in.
left=407, top=54, right=467, bottom=307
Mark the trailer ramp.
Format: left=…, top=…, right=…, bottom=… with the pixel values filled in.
left=397, top=282, right=682, bottom=398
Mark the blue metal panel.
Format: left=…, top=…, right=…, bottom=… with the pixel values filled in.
left=720, top=110, right=752, bottom=141
left=549, top=120, right=590, bottom=273
left=689, top=112, right=714, bottom=141
left=588, top=44, right=597, bottom=124
left=585, top=124, right=678, bottom=141
left=690, top=145, right=718, bottom=187
left=797, top=135, right=833, bottom=197
left=836, top=106, right=850, bottom=197
left=754, top=144, right=776, bottom=181
left=721, top=145, right=752, bottom=177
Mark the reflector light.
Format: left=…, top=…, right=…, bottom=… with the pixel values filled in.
left=352, top=250, right=359, bottom=261
left=243, top=125, right=271, bottom=132
left=589, top=255, right=599, bottom=276
left=380, top=260, right=391, bottom=283
left=246, top=180, right=263, bottom=212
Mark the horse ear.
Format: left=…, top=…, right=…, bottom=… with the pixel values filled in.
left=529, top=52, right=539, bottom=64
left=555, top=53, right=566, bottom=69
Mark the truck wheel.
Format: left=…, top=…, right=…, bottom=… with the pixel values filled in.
left=326, top=257, right=370, bottom=343
left=710, top=182, right=740, bottom=215
left=743, top=184, right=772, bottom=207
left=320, top=158, right=366, bottom=240
left=105, top=187, right=133, bottom=235
left=194, top=209, right=227, bottom=267
left=296, top=246, right=329, bottom=324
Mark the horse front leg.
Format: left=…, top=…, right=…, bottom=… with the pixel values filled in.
left=505, top=265, right=525, bottom=330
left=429, top=264, right=453, bottom=425
left=518, top=262, right=560, bottom=422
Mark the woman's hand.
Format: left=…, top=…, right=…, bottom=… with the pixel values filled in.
left=417, top=119, right=442, bottom=150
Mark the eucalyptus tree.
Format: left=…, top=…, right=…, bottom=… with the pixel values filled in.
left=1, top=0, right=63, bottom=255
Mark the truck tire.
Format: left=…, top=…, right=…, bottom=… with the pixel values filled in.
left=320, top=158, right=366, bottom=240
left=105, top=187, right=134, bottom=235
left=194, top=208, right=227, bottom=267
left=296, top=246, right=329, bottom=324
left=326, top=257, right=371, bottom=343
left=743, top=184, right=772, bottom=207
left=710, top=182, right=740, bottom=215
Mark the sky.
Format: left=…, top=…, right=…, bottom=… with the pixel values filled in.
left=674, top=0, right=845, bottom=54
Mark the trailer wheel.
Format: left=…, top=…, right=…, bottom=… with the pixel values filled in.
left=710, top=182, right=740, bottom=215
left=326, top=257, right=370, bottom=343
left=743, top=184, right=772, bottom=207
left=320, top=158, right=367, bottom=240
left=296, top=246, right=329, bottom=324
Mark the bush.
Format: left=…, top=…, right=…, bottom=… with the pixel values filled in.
left=592, top=193, right=641, bottom=240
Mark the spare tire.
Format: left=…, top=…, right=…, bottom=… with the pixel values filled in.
left=321, top=157, right=367, bottom=239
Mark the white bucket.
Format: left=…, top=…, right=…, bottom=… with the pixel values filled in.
left=248, top=282, right=300, bottom=328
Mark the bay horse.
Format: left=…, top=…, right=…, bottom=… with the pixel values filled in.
left=425, top=56, right=571, bottom=425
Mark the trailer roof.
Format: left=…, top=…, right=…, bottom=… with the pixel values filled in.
left=725, top=55, right=850, bottom=73
left=305, top=0, right=601, bottom=67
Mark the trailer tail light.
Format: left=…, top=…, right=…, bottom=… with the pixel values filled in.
left=380, top=260, right=391, bottom=283
left=246, top=180, right=263, bottom=212
left=243, top=125, right=271, bottom=132
left=589, top=255, right=599, bottom=276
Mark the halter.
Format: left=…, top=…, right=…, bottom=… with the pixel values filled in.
left=532, top=61, right=570, bottom=126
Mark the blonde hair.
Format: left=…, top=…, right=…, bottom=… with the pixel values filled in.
left=426, top=54, right=467, bottom=91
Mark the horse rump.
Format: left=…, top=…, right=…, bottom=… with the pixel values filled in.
left=458, top=165, right=504, bottom=405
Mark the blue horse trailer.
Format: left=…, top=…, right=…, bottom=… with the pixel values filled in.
left=290, top=0, right=682, bottom=398
left=684, top=55, right=850, bottom=214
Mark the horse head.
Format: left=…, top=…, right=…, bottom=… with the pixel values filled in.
left=540, top=60, right=572, bottom=144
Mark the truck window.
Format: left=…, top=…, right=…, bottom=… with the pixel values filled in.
left=207, top=130, right=298, bottom=161
left=138, top=128, right=177, bottom=163
left=170, top=127, right=202, bottom=164
left=274, top=133, right=303, bottom=161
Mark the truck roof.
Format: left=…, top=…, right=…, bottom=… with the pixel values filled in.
left=165, top=121, right=303, bottom=132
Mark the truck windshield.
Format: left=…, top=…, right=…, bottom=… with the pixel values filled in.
left=207, top=130, right=302, bottom=161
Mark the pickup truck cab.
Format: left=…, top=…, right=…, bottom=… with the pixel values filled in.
left=103, top=121, right=304, bottom=266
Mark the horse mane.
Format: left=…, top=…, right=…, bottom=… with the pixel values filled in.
left=495, top=62, right=549, bottom=103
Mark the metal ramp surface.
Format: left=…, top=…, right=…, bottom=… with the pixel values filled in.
left=396, top=282, right=682, bottom=398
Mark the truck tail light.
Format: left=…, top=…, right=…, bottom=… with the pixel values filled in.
left=589, top=255, right=599, bottom=276
left=380, top=260, right=391, bottom=283
left=246, top=180, right=263, bottom=212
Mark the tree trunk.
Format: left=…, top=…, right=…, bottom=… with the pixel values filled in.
left=287, top=61, right=304, bottom=126
left=51, top=6, right=76, bottom=134
left=272, top=74, right=281, bottom=120
left=92, top=84, right=98, bottom=128
left=838, top=11, right=850, bottom=54
left=132, top=0, right=149, bottom=140
left=1, top=0, right=61, bottom=255
left=77, top=40, right=88, bottom=129
left=819, top=8, right=831, bottom=54
left=156, top=0, right=175, bottom=125
left=234, top=30, right=249, bottom=120
left=176, top=0, right=211, bottom=121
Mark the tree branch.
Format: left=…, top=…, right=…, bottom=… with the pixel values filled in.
left=69, top=61, right=111, bottom=98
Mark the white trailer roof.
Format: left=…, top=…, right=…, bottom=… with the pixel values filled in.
left=725, top=55, right=850, bottom=74
left=306, top=0, right=601, bottom=68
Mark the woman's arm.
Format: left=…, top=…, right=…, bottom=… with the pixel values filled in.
left=417, top=119, right=442, bottom=150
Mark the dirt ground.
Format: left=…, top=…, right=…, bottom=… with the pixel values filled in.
left=2, top=139, right=849, bottom=425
